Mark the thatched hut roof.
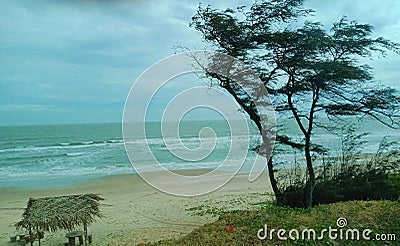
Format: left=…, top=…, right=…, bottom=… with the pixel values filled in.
left=16, top=194, right=104, bottom=232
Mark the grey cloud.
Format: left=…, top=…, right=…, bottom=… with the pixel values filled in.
left=0, top=0, right=399, bottom=125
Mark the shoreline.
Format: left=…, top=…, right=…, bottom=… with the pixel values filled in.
left=0, top=168, right=245, bottom=191
left=1, top=150, right=388, bottom=191
left=0, top=169, right=273, bottom=245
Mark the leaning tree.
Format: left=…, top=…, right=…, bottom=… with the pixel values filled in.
left=191, top=0, right=400, bottom=207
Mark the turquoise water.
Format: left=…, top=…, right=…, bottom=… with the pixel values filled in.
left=0, top=119, right=398, bottom=189
left=0, top=121, right=261, bottom=188
left=0, top=123, right=129, bottom=188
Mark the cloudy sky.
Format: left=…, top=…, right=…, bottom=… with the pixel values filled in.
left=0, top=0, right=399, bottom=125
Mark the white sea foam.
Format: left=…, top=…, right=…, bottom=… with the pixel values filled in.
left=1, top=121, right=398, bottom=189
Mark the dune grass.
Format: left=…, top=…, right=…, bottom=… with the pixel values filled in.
left=143, top=199, right=399, bottom=245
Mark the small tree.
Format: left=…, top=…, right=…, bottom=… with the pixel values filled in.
left=191, top=0, right=400, bottom=207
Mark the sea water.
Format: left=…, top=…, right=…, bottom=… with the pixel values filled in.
left=0, top=119, right=398, bottom=189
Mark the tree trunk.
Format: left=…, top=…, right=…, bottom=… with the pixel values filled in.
left=259, top=127, right=282, bottom=206
left=304, top=136, right=315, bottom=208
left=221, top=82, right=282, bottom=205
left=267, top=158, right=283, bottom=205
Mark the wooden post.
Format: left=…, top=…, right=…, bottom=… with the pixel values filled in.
left=83, top=223, right=88, bottom=246
left=68, top=237, right=76, bottom=246
left=78, top=235, right=84, bottom=245
left=29, top=225, right=33, bottom=246
left=38, top=230, right=44, bottom=246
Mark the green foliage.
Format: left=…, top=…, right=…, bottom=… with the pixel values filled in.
left=191, top=0, right=400, bottom=208
left=147, top=200, right=400, bottom=246
left=279, top=131, right=400, bottom=208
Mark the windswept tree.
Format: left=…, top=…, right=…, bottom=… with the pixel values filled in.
left=191, top=0, right=400, bottom=207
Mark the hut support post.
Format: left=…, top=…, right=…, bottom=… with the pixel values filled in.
left=84, top=223, right=88, bottom=246
left=29, top=225, right=33, bottom=246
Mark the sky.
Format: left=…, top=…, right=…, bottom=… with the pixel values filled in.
left=0, top=0, right=399, bottom=125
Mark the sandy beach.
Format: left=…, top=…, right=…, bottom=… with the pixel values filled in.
left=0, top=170, right=272, bottom=245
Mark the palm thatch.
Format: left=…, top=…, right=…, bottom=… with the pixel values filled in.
left=16, top=194, right=104, bottom=232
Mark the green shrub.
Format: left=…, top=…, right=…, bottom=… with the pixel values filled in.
left=280, top=165, right=400, bottom=208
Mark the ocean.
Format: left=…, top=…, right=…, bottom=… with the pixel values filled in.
left=0, top=119, right=398, bottom=189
